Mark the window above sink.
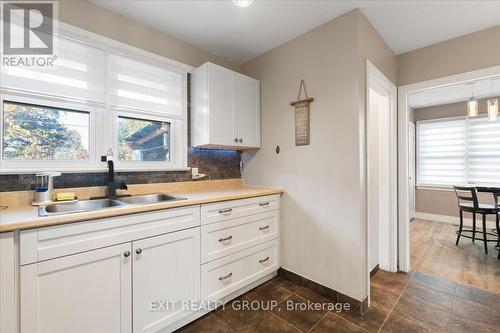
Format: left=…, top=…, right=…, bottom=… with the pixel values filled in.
left=0, top=26, right=188, bottom=173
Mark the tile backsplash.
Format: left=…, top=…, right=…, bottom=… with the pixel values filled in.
left=0, top=147, right=241, bottom=192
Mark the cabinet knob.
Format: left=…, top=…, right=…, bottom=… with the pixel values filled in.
left=123, top=251, right=131, bottom=257
left=234, top=138, right=238, bottom=143
left=239, top=138, right=243, bottom=143
left=136, top=248, right=142, bottom=255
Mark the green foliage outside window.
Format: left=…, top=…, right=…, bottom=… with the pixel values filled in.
left=2, top=102, right=89, bottom=161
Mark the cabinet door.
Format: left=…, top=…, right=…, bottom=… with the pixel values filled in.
left=237, top=74, right=261, bottom=148
left=133, top=228, right=200, bottom=333
left=208, top=64, right=238, bottom=146
left=20, top=243, right=132, bottom=333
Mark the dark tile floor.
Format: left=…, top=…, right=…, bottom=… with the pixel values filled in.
left=176, top=271, right=500, bottom=333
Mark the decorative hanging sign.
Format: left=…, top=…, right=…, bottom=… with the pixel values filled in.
left=290, top=80, right=314, bottom=146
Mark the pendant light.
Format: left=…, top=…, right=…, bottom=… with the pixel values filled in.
left=487, top=79, right=498, bottom=121
left=233, top=0, right=253, bottom=7
left=467, top=83, right=478, bottom=117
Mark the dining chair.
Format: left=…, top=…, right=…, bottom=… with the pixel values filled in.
left=453, top=186, right=500, bottom=256
left=476, top=187, right=500, bottom=259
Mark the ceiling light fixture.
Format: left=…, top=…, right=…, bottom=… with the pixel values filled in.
left=488, top=98, right=498, bottom=121
left=487, top=79, right=498, bottom=121
left=233, top=0, right=253, bottom=7
left=467, top=83, right=478, bottom=117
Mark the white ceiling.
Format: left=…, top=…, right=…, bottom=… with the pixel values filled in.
left=92, top=0, right=500, bottom=65
left=409, top=77, right=500, bottom=109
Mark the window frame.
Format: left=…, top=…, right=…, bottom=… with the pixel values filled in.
left=416, top=115, right=500, bottom=188
left=0, top=22, right=189, bottom=173
left=0, top=93, right=101, bottom=173
left=111, top=110, right=181, bottom=171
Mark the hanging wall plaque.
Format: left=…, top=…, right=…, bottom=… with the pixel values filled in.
left=290, top=80, right=314, bottom=146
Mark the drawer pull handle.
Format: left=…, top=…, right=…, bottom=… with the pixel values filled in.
left=259, top=225, right=270, bottom=231
left=259, top=202, right=270, bottom=207
left=219, top=272, right=233, bottom=281
left=218, top=208, right=233, bottom=214
left=259, top=257, right=270, bottom=264
left=219, top=235, right=233, bottom=242
left=136, top=248, right=142, bottom=255
left=123, top=251, right=131, bottom=257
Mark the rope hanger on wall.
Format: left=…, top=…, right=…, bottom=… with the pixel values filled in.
left=290, top=80, right=314, bottom=106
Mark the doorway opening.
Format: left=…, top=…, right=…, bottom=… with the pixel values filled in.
left=398, top=66, right=500, bottom=293
left=368, top=85, right=390, bottom=274
left=366, top=61, right=398, bottom=303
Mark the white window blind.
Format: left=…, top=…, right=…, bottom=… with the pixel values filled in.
left=467, top=117, right=500, bottom=185
left=0, top=28, right=188, bottom=172
left=108, top=54, right=184, bottom=116
left=417, top=118, right=467, bottom=186
left=1, top=38, right=106, bottom=102
left=417, top=116, right=500, bottom=187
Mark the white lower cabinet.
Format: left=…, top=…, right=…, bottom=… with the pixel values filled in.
left=15, top=196, right=280, bottom=333
left=19, top=228, right=201, bottom=333
left=20, top=243, right=132, bottom=333
left=133, top=228, right=200, bottom=333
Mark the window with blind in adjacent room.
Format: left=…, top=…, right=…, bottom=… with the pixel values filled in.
left=417, top=116, right=500, bottom=187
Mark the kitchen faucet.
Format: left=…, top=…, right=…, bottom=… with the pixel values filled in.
left=106, top=160, right=128, bottom=198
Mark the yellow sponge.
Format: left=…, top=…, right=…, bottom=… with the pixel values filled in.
left=56, top=192, right=76, bottom=201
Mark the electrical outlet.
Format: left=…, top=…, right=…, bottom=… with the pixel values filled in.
left=191, top=167, right=207, bottom=180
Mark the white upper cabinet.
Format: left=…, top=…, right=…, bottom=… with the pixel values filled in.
left=237, top=74, right=261, bottom=147
left=191, top=63, right=261, bottom=149
left=206, top=64, right=238, bottom=146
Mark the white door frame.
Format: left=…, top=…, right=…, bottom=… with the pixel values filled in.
left=366, top=60, right=398, bottom=281
left=397, top=65, right=500, bottom=272
left=408, top=122, right=416, bottom=220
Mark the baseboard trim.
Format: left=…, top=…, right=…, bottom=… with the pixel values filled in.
left=278, top=267, right=368, bottom=315
left=370, top=265, right=380, bottom=278
left=414, top=212, right=497, bottom=229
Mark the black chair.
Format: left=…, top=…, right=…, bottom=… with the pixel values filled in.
left=476, top=187, right=500, bottom=259
left=453, top=186, right=500, bottom=255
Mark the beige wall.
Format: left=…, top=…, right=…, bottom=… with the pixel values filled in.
left=414, top=97, right=498, bottom=121
left=241, top=9, right=396, bottom=301
left=416, top=188, right=496, bottom=219
left=58, top=0, right=238, bottom=70
left=398, top=25, right=500, bottom=86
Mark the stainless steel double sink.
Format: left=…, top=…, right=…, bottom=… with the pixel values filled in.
left=38, top=193, right=187, bottom=217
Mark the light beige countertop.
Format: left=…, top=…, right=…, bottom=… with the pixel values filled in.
left=0, top=179, right=283, bottom=233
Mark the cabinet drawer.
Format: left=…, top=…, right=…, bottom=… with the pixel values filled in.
left=201, top=211, right=278, bottom=263
left=20, top=206, right=200, bottom=265
left=201, top=239, right=279, bottom=300
left=201, top=194, right=279, bottom=225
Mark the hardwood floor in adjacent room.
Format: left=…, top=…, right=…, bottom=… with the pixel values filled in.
left=411, top=218, right=499, bottom=294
